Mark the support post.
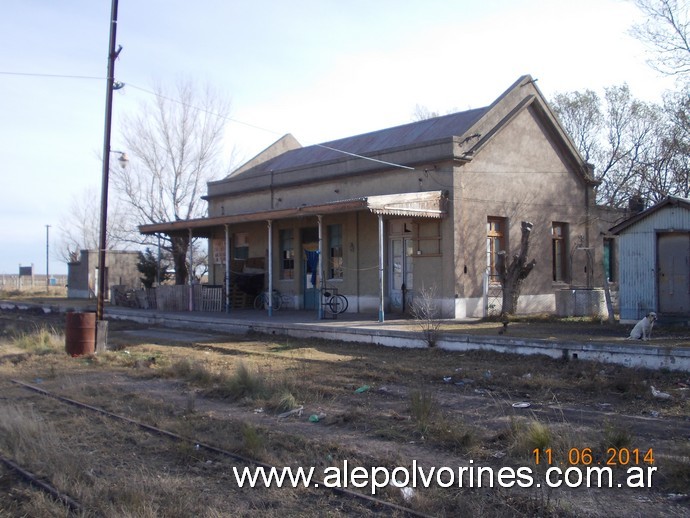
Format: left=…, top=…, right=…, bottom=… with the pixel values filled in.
left=317, top=215, right=323, bottom=320
left=267, top=220, right=273, bottom=317
left=188, top=228, right=193, bottom=311
left=96, top=0, right=121, bottom=349
left=378, top=214, right=385, bottom=322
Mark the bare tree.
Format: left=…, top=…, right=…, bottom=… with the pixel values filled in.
left=552, top=85, right=666, bottom=208
left=496, top=221, right=536, bottom=317
left=551, top=89, right=603, bottom=163
left=57, top=185, right=128, bottom=264
left=630, top=0, right=690, bottom=76
left=411, top=104, right=460, bottom=121
left=112, top=79, right=233, bottom=285
left=660, top=86, right=690, bottom=197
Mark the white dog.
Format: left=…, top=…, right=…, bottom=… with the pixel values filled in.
left=628, top=312, right=657, bottom=340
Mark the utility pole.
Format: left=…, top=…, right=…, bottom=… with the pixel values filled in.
left=96, top=0, right=122, bottom=352
left=45, top=224, right=51, bottom=293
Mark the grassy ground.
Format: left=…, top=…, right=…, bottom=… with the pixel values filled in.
left=0, top=308, right=688, bottom=517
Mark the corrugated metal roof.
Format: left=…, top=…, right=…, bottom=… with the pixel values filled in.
left=610, top=196, right=690, bottom=234
left=139, top=191, right=447, bottom=236
left=230, top=107, right=489, bottom=179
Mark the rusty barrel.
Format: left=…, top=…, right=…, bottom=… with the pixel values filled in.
left=65, top=311, right=96, bottom=356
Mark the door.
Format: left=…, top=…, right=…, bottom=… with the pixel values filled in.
left=658, top=232, right=690, bottom=314
left=389, top=235, right=414, bottom=313
left=301, top=227, right=320, bottom=310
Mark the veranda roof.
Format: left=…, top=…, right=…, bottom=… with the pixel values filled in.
left=139, top=191, right=448, bottom=238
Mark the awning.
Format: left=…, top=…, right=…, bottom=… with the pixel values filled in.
left=139, top=190, right=447, bottom=237
left=367, top=191, right=448, bottom=218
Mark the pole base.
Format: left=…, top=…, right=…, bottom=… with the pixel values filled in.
left=96, top=320, right=109, bottom=353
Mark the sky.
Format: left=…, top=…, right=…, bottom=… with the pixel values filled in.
left=0, top=0, right=679, bottom=275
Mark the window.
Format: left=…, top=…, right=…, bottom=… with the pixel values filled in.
left=279, top=229, right=294, bottom=280
left=234, top=233, right=249, bottom=260
left=603, top=238, right=615, bottom=283
left=487, top=217, right=506, bottom=283
left=328, top=224, right=343, bottom=280
left=552, top=223, right=568, bottom=282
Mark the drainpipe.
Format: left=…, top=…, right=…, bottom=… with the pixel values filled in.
left=378, top=214, right=385, bottom=322
left=224, top=224, right=230, bottom=314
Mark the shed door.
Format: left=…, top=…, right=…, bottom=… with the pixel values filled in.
left=657, top=232, right=690, bottom=314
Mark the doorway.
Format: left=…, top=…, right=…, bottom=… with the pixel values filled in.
left=389, top=220, right=414, bottom=313
left=301, top=227, right=319, bottom=310
left=658, top=232, right=690, bottom=314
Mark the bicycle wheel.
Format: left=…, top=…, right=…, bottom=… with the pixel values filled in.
left=335, top=294, right=348, bottom=313
left=272, top=291, right=282, bottom=310
left=254, top=293, right=267, bottom=310
left=327, top=295, right=342, bottom=314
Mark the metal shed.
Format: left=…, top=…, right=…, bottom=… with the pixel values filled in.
left=610, top=196, right=690, bottom=323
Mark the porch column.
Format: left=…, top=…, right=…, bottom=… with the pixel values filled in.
left=224, top=224, right=231, bottom=314
left=267, top=219, right=273, bottom=317
left=188, top=228, right=194, bottom=312
left=378, top=214, right=385, bottom=322
left=317, top=214, right=323, bottom=320
left=156, top=234, right=161, bottom=285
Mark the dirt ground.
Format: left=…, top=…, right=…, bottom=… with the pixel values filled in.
left=0, top=306, right=689, bottom=517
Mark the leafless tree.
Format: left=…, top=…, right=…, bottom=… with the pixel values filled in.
left=411, top=104, right=460, bottom=121
left=112, top=79, right=233, bottom=285
left=496, top=221, right=536, bottom=317
left=630, top=0, right=690, bottom=76
left=551, top=89, right=603, bottom=163
left=552, top=85, right=666, bottom=208
left=57, top=185, right=128, bottom=264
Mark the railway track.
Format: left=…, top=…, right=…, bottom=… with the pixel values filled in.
left=2, top=379, right=430, bottom=517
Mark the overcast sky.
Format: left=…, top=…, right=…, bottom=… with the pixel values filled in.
left=0, top=0, right=678, bottom=275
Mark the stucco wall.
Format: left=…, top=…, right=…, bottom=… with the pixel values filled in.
left=454, top=106, right=591, bottom=316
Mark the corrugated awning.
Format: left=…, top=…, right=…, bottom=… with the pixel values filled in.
left=139, top=190, right=447, bottom=237
left=367, top=191, right=448, bottom=218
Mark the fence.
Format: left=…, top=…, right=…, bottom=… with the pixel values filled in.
left=111, top=284, right=225, bottom=312
left=1, top=274, right=68, bottom=291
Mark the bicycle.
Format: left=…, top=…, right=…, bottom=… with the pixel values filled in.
left=323, top=289, right=348, bottom=315
left=254, top=289, right=282, bottom=310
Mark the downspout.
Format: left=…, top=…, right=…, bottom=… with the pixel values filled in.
left=224, top=224, right=230, bottom=314
left=378, top=214, right=385, bottom=322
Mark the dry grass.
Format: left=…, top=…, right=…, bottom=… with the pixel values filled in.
left=0, top=312, right=689, bottom=517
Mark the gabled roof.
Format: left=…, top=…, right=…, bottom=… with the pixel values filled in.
left=209, top=74, right=595, bottom=197
left=610, top=196, right=690, bottom=234
left=220, top=106, right=488, bottom=180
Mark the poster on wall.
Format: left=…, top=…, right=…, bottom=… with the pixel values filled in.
left=212, top=239, right=225, bottom=265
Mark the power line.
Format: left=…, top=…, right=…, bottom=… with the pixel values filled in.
left=1, top=70, right=418, bottom=171
left=0, top=71, right=104, bottom=81
left=125, top=82, right=417, bottom=171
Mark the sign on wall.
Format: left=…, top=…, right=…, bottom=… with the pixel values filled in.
left=213, top=239, right=225, bottom=265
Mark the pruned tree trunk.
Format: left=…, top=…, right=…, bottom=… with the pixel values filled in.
left=171, top=235, right=189, bottom=285
left=497, top=221, right=536, bottom=317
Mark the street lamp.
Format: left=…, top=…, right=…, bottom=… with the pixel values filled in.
left=96, top=0, right=123, bottom=335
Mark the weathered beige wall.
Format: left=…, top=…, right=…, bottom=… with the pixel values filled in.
left=454, top=106, right=591, bottom=315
